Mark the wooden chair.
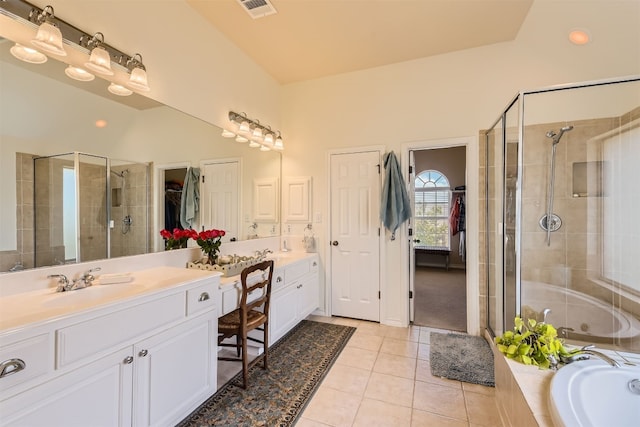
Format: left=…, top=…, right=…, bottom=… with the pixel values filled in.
left=217, top=259, right=274, bottom=389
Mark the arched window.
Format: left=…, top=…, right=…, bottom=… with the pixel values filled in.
left=414, top=170, right=450, bottom=249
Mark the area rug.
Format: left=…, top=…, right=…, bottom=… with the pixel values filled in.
left=177, top=320, right=356, bottom=426
left=430, top=332, right=495, bottom=387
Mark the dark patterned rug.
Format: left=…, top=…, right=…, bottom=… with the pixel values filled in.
left=176, top=320, right=356, bottom=427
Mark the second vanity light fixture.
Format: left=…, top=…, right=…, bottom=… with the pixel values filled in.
left=222, top=111, right=284, bottom=151
left=3, top=0, right=151, bottom=96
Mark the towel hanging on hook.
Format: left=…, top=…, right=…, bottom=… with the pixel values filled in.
left=303, top=223, right=316, bottom=252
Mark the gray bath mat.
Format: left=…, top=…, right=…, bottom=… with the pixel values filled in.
left=430, top=332, right=495, bottom=387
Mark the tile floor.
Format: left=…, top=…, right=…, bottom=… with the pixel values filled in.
left=216, top=315, right=501, bottom=427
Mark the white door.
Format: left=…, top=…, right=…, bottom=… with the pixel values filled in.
left=408, top=150, right=416, bottom=322
left=200, top=160, right=239, bottom=241
left=330, top=151, right=381, bottom=322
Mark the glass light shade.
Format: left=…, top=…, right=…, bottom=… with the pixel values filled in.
left=31, top=21, right=66, bottom=56
left=235, top=135, right=248, bottom=143
left=274, top=136, right=284, bottom=150
left=64, top=65, right=95, bottom=81
left=263, top=133, right=274, bottom=145
left=238, top=120, right=251, bottom=135
left=251, top=127, right=263, bottom=141
left=10, top=43, right=48, bottom=64
left=127, top=67, right=150, bottom=91
left=249, top=141, right=261, bottom=148
left=221, top=129, right=235, bottom=138
left=85, top=46, right=114, bottom=75
left=107, top=83, right=133, bottom=96
left=259, top=145, right=271, bottom=151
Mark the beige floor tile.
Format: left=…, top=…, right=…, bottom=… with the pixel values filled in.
left=419, top=328, right=432, bottom=344
left=307, top=315, right=335, bottom=324
left=380, top=337, right=419, bottom=358
left=462, top=382, right=495, bottom=396
left=352, top=398, right=412, bottom=427
left=296, top=417, right=334, bottom=427
left=373, top=352, right=416, bottom=379
left=416, top=361, right=463, bottom=389
left=464, top=391, right=502, bottom=426
left=418, top=343, right=430, bottom=360
left=411, top=409, right=470, bottom=427
left=355, top=321, right=388, bottom=337
left=363, top=372, right=415, bottom=407
left=331, top=316, right=362, bottom=327
left=337, top=346, right=378, bottom=371
left=384, top=325, right=421, bottom=342
left=322, top=363, right=371, bottom=395
left=413, top=381, right=467, bottom=421
left=348, top=332, right=384, bottom=352
left=301, top=386, right=362, bottom=427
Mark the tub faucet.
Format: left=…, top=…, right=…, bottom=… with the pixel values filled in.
left=48, top=274, right=70, bottom=292
left=562, top=345, right=620, bottom=368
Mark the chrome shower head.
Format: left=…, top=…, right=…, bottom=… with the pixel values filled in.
left=546, top=125, right=574, bottom=145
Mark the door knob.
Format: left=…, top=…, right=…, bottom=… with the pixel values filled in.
left=331, top=241, right=339, bottom=246
left=413, top=239, right=421, bottom=243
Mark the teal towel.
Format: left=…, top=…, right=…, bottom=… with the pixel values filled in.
left=380, top=151, right=411, bottom=239
left=180, top=167, right=200, bottom=228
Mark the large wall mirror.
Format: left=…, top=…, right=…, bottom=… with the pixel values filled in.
left=0, top=38, right=281, bottom=273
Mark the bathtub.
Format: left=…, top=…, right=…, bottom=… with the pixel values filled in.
left=549, top=355, right=640, bottom=427
left=521, top=281, right=640, bottom=342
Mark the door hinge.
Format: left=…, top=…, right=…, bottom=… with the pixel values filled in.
left=378, top=228, right=380, bottom=236
left=408, top=228, right=413, bottom=236
left=409, top=165, right=413, bottom=174
left=378, top=291, right=381, bottom=299
left=409, top=290, right=413, bottom=299
left=377, top=164, right=381, bottom=174
left=201, top=175, right=205, bottom=183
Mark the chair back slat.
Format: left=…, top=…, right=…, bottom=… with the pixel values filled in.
left=239, top=260, right=274, bottom=315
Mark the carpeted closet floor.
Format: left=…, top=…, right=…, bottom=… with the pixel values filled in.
left=413, top=266, right=466, bottom=331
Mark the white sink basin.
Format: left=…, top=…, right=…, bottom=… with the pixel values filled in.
left=549, top=358, right=640, bottom=427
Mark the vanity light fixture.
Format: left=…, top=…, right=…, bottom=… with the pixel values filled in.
left=126, top=54, right=150, bottom=92
left=1, top=0, right=152, bottom=95
left=226, top=111, right=284, bottom=152
left=83, top=33, right=114, bottom=76
left=108, top=82, right=133, bottom=96
left=10, top=43, right=47, bottom=64
left=30, top=5, right=66, bottom=56
left=64, top=65, right=95, bottom=81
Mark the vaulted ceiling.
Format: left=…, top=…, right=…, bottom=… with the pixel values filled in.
left=187, top=0, right=534, bottom=84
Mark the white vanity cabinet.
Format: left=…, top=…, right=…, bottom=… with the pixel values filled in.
left=0, top=274, right=219, bottom=427
left=269, top=255, right=319, bottom=345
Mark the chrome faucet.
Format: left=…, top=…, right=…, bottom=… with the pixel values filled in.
left=73, top=267, right=101, bottom=289
left=255, top=249, right=273, bottom=260
left=561, top=345, right=620, bottom=368
left=48, top=274, right=70, bottom=292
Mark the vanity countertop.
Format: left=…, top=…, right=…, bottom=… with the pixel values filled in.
left=218, top=251, right=317, bottom=288
left=0, top=266, right=221, bottom=333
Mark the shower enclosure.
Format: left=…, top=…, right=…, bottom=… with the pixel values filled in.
left=33, top=152, right=150, bottom=267
left=483, top=76, right=640, bottom=354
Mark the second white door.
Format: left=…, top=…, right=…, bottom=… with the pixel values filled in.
left=330, top=150, right=381, bottom=322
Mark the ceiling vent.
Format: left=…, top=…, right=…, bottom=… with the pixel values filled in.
left=236, top=0, right=277, bottom=19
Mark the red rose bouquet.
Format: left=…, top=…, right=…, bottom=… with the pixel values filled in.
left=159, top=228, right=194, bottom=250
left=195, top=229, right=226, bottom=264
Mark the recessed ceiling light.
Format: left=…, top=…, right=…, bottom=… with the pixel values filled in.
left=569, top=29, right=590, bottom=45
left=95, top=119, right=107, bottom=128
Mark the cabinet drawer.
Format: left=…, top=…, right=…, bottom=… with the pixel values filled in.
left=0, top=333, right=52, bottom=391
left=57, top=293, right=184, bottom=368
left=286, top=259, right=310, bottom=282
left=186, top=281, right=217, bottom=316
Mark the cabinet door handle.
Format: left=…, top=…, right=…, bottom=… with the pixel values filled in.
left=198, top=292, right=210, bottom=302
left=312, top=261, right=317, bottom=267
left=0, top=358, right=26, bottom=378
left=123, top=356, right=134, bottom=365
left=138, top=349, right=148, bottom=357
left=297, top=284, right=302, bottom=289
left=276, top=276, right=282, bottom=282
